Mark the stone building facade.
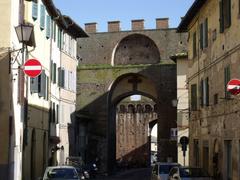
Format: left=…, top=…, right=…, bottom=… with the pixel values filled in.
left=76, top=19, right=187, bottom=172
left=178, top=0, right=240, bottom=179
left=116, top=98, right=157, bottom=168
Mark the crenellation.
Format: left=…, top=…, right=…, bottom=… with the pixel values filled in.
left=84, top=18, right=171, bottom=33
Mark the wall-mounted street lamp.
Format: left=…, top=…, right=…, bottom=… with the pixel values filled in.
left=15, top=24, right=33, bottom=45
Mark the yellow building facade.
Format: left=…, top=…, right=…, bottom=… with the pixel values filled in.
left=178, top=0, right=240, bottom=179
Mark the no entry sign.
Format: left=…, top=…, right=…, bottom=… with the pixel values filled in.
left=227, top=79, right=240, bottom=95
left=23, top=59, right=42, bottom=78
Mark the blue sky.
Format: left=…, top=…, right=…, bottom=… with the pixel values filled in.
left=53, top=0, right=194, bottom=32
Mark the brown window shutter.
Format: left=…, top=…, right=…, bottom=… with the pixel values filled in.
left=18, top=67, right=24, bottom=105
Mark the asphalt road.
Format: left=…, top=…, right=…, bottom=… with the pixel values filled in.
left=94, top=168, right=152, bottom=180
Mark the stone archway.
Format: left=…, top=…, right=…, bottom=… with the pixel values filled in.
left=107, top=72, right=177, bottom=171
left=77, top=28, right=181, bottom=173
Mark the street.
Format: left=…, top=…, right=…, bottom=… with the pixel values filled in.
left=95, top=168, right=152, bottom=180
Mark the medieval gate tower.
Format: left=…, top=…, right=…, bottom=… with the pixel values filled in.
left=74, top=19, right=187, bottom=172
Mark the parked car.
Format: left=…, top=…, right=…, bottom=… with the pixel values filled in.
left=42, top=166, right=81, bottom=180
left=151, top=162, right=181, bottom=180
left=168, top=167, right=213, bottom=180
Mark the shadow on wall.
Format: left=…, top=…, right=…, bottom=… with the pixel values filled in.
left=69, top=64, right=177, bottom=172
left=116, top=143, right=149, bottom=169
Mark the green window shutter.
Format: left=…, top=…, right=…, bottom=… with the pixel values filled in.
left=50, top=60, right=53, bottom=82
left=61, top=69, right=65, bottom=88
left=191, top=84, right=197, bottom=111
left=203, top=78, right=209, bottom=106
left=224, top=66, right=231, bottom=98
left=225, top=0, right=231, bottom=28
left=204, top=18, right=208, bottom=48
left=53, top=102, right=55, bottom=123
left=219, top=0, right=224, bottom=33
left=38, top=73, right=41, bottom=93
left=46, top=15, right=51, bottom=38
left=30, top=77, right=38, bottom=93
left=200, top=23, right=203, bottom=50
left=223, top=0, right=231, bottom=29
left=40, top=5, right=45, bottom=30
left=53, top=63, right=56, bottom=84
left=32, top=2, right=38, bottom=20
left=45, top=76, right=49, bottom=100
left=206, top=78, right=209, bottom=106
left=193, top=32, right=196, bottom=58
left=49, top=101, right=52, bottom=122
left=39, top=70, right=46, bottom=97
left=61, top=32, right=64, bottom=50
left=53, top=22, right=56, bottom=42
left=56, top=104, right=59, bottom=124
left=200, top=80, right=203, bottom=107
left=58, top=67, right=61, bottom=86
left=57, top=29, right=61, bottom=48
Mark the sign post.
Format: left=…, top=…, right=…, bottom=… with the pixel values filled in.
left=180, top=136, right=189, bottom=166
left=23, top=58, right=42, bottom=78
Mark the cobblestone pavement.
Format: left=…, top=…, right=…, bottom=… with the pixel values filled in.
left=94, top=168, right=151, bottom=180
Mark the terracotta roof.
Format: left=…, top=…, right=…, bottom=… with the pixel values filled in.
left=41, top=0, right=88, bottom=38
left=177, top=0, right=207, bottom=32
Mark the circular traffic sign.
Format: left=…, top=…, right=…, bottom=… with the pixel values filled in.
left=180, top=136, right=189, bottom=145
left=23, top=59, right=42, bottom=78
left=227, top=79, right=240, bottom=95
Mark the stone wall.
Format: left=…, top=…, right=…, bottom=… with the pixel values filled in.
left=77, top=23, right=187, bottom=171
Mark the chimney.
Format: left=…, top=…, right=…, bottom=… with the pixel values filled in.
left=108, top=21, right=121, bottom=32
left=156, top=18, right=169, bottom=29
left=85, top=22, right=97, bottom=33
left=131, top=19, right=144, bottom=31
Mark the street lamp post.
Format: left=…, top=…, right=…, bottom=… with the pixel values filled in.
left=15, top=23, right=33, bottom=179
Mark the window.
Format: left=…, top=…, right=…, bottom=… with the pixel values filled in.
left=203, top=77, right=209, bottom=106
left=191, top=84, right=197, bottom=111
left=46, top=15, right=51, bottom=38
left=30, top=70, right=48, bottom=99
left=194, top=139, right=200, bottom=167
left=224, top=65, right=231, bottom=99
left=214, top=93, right=218, bottom=105
left=220, top=0, right=231, bottom=33
left=40, top=4, right=45, bottom=30
left=53, top=22, right=56, bottom=42
left=52, top=102, right=55, bottom=123
left=58, top=67, right=65, bottom=88
left=57, top=29, right=62, bottom=48
left=225, top=140, right=232, bottom=180
left=51, top=61, right=57, bottom=84
left=56, top=104, right=59, bottom=124
left=193, top=32, right=196, bottom=58
left=32, top=0, right=38, bottom=20
left=200, top=18, right=208, bottom=49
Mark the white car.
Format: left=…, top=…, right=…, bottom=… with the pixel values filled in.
left=42, top=166, right=80, bottom=180
left=151, top=162, right=180, bottom=180
left=168, top=167, right=213, bottom=180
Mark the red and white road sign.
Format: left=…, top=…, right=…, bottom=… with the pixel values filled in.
left=23, top=59, right=42, bottom=78
left=227, top=79, right=240, bottom=95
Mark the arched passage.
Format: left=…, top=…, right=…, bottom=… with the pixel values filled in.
left=107, top=73, right=159, bottom=171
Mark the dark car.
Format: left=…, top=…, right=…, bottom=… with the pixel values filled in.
left=42, top=166, right=80, bottom=180
left=151, top=162, right=180, bottom=180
